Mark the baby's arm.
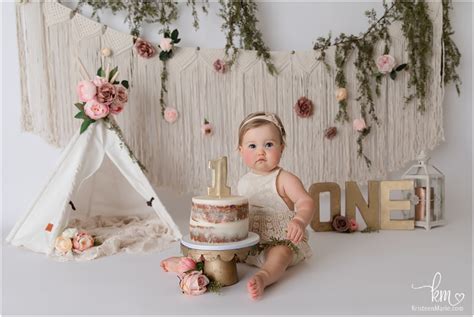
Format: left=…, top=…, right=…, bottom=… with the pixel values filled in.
left=279, top=171, right=315, bottom=243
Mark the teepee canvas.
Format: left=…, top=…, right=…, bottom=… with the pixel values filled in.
left=7, top=120, right=182, bottom=259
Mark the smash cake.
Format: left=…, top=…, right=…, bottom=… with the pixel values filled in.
left=189, top=157, right=249, bottom=244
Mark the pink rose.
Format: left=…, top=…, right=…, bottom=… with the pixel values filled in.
left=116, top=85, right=128, bottom=103
left=213, top=59, right=227, bottom=74
left=201, top=123, right=213, bottom=136
left=349, top=218, right=358, bottom=232
left=96, top=83, right=116, bottom=105
left=164, top=107, right=179, bottom=123
left=72, top=232, right=94, bottom=252
left=92, top=76, right=107, bottom=87
left=76, top=80, right=97, bottom=102
left=376, top=54, right=396, bottom=74
left=179, top=271, right=209, bottom=296
left=353, top=118, right=367, bottom=132
left=110, top=101, right=125, bottom=115
left=135, top=38, right=156, bottom=58
left=160, top=38, right=173, bottom=52
left=294, top=96, right=313, bottom=118
left=84, top=99, right=109, bottom=120
left=161, top=256, right=197, bottom=274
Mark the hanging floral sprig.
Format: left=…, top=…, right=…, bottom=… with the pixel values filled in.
left=159, top=29, right=181, bottom=118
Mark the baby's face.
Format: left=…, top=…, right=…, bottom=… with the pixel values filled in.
left=239, top=124, right=284, bottom=174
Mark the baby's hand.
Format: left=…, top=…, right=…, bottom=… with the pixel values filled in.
left=286, top=217, right=305, bottom=244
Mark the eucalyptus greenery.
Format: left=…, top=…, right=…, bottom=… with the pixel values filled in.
left=313, top=0, right=461, bottom=168
left=72, top=0, right=208, bottom=36
left=218, top=0, right=277, bottom=75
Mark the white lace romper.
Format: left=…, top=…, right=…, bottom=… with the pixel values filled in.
left=238, top=168, right=313, bottom=268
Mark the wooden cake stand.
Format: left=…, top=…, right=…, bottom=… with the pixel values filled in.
left=180, top=232, right=260, bottom=286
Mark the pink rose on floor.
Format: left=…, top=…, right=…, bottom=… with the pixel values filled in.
left=164, top=107, right=179, bottom=123
left=92, top=76, right=108, bottom=87
left=135, top=38, right=156, bottom=58
left=55, top=236, right=73, bottom=255
left=201, top=123, right=213, bottom=136
left=376, top=54, right=396, bottom=74
left=110, top=101, right=125, bottom=115
left=84, top=99, right=109, bottom=120
left=96, top=83, right=116, bottom=105
left=294, top=96, right=313, bottom=118
left=72, top=232, right=94, bottom=252
left=353, top=118, right=367, bottom=132
left=161, top=256, right=197, bottom=274
left=336, top=87, right=348, bottom=102
left=76, top=80, right=97, bottom=102
left=116, top=85, right=128, bottom=103
left=160, top=38, right=173, bottom=52
left=213, top=59, right=227, bottom=74
left=349, top=218, right=358, bottom=232
left=179, top=271, right=209, bottom=295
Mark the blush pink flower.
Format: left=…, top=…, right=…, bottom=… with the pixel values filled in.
left=376, top=54, right=396, bottom=74
left=160, top=38, right=173, bottom=52
left=135, top=38, right=156, bottom=58
left=55, top=236, right=73, bottom=255
left=84, top=99, right=109, bottom=120
left=161, top=256, right=197, bottom=274
left=72, top=232, right=94, bottom=252
left=353, top=118, right=367, bottom=132
left=349, top=218, right=358, bottom=232
left=76, top=80, right=97, bottom=102
left=110, top=101, right=125, bottom=115
left=116, top=85, right=128, bottom=103
left=96, top=82, right=116, bottom=105
left=213, top=59, right=227, bottom=74
left=164, top=107, right=179, bottom=123
left=336, top=87, right=348, bottom=102
left=294, top=96, right=313, bottom=118
left=92, top=76, right=107, bottom=87
left=179, top=271, right=209, bottom=296
left=201, top=123, right=213, bottom=136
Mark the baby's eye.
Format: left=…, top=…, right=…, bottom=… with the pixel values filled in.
left=248, top=144, right=256, bottom=149
left=265, top=142, right=274, bottom=148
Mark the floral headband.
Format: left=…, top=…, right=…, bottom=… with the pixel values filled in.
left=240, top=113, right=285, bottom=139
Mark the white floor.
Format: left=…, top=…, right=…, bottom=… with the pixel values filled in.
left=2, top=189, right=472, bottom=316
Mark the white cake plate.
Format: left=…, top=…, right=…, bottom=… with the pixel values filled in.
left=180, top=232, right=260, bottom=251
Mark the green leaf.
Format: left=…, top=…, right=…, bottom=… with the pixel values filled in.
left=121, top=80, right=129, bottom=89
left=164, top=31, right=170, bottom=38
left=171, top=29, right=179, bottom=41
left=80, top=118, right=96, bottom=134
left=108, top=66, right=118, bottom=81
left=159, top=51, right=169, bottom=61
left=173, top=38, right=181, bottom=44
left=389, top=70, right=397, bottom=80
left=196, top=262, right=204, bottom=271
left=113, top=81, right=119, bottom=85
left=395, top=63, right=408, bottom=72
left=74, top=111, right=86, bottom=119
left=74, top=102, right=85, bottom=111
left=97, top=67, right=105, bottom=77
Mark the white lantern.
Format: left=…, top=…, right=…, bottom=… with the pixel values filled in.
left=402, top=151, right=446, bottom=230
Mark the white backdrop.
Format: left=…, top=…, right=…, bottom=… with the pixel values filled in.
left=2, top=1, right=472, bottom=233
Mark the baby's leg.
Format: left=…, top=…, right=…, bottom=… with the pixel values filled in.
left=247, top=245, right=293, bottom=300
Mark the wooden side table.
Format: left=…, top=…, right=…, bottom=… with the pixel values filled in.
left=180, top=232, right=259, bottom=286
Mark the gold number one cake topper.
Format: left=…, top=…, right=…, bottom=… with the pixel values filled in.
left=208, top=156, right=231, bottom=197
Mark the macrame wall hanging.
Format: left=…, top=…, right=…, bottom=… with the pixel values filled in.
left=16, top=1, right=445, bottom=194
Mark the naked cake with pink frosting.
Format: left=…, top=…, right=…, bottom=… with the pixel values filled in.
left=189, top=195, right=249, bottom=243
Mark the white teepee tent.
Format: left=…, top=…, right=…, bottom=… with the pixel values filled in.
left=7, top=120, right=182, bottom=258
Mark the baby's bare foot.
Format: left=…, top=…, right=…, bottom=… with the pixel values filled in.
left=247, top=270, right=268, bottom=300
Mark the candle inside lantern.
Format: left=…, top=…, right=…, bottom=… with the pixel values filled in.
left=207, top=156, right=231, bottom=197
left=415, top=187, right=435, bottom=221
